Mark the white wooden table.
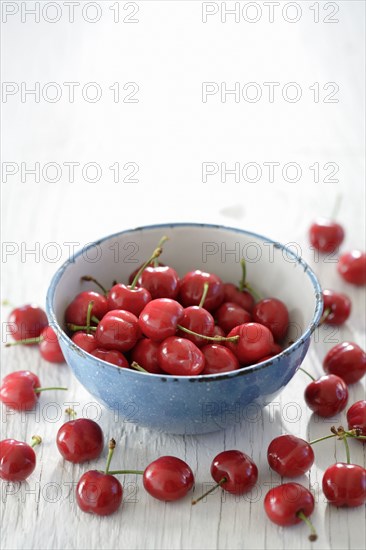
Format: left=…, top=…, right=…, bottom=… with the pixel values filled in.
left=1, top=2, right=365, bottom=549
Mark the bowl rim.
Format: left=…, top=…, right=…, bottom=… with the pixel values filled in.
left=46, top=222, right=323, bottom=381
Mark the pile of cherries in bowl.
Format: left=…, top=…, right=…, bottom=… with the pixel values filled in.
left=63, top=237, right=290, bottom=376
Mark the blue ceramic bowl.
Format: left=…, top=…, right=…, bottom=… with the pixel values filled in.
left=46, top=223, right=323, bottom=435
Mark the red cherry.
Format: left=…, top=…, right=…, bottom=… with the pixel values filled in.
left=65, top=291, right=109, bottom=326
left=96, top=310, right=140, bottom=352
left=130, top=339, right=163, bottom=374
left=0, top=370, right=40, bottom=410
left=128, top=262, right=165, bottom=285
left=0, top=437, right=41, bottom=481
left=158, top=337, right=205, bottom=376
left=211, top=450, right=257, bottom=495
left=0, top=370, right=66, bottom=411
left=323, top=342, right=366, bottom=384
left=138, top=266, right=180, bottom=300
left=39, top=327, right=64, bottom=363
left=71, top=332, right=98, bottom=354
left=179, top=270, right=224, bottom=312
left=177, top=307, right=215, bottom=347
left=253, top=298, right=289, bottom=341
left=201, top=344, right=239, bottom=375
left=304, top=374, right=348, bottom=417
left=226, top=323, right=274, bottom=365
left=215, top=302, right=251, bottom=334
left=56, top=419, right=104, bottom=463
left=143, top=456, right=194, bottom=501
left=338, top=250, right=366, bottom=286
left=192, top=450, right=258, bottom=505
left=322, top=290, right=351, bottom=325
left=91, top=348, right=129, bottom=369
left=223, top=283, right=255, bottom=313
left=347, top=400, right=366, bottom=440
left=107, top=284, right=151, bottom=316
left=271, top=342, right=283, bottom=355
left=255, top=354, right=275, bottom=363
left=76, top=470, right=123, bottom=516
left=264, top=483, right=316, bottom=537
left=267, top=435, right=314, bottom=477
left=309, top=218, right=344, bottom=253
left=139, top=299, right=184, bottom=341
left=322, top=463, right=366, bottom=507
left=7, top=305, right=48, bottom=342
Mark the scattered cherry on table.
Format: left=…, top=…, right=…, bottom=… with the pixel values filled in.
left=7, top=304, right=48, bottom=342
left=338, top=250, right=366, bottom=286
left=267, top=435, right=314, bottom=477
left=323, top=342, right=366, bottom=384
left=347, top=400, right=366, bottom=440
left=301, top=369, right=349, bottom=417
left=0, top=370, right=67, bottom=411
left=0, top=436, right=42, bottom=481
left=57, top=417, right=104, bottom=463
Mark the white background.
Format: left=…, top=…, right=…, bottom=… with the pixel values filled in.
left=1, top=1, right=365, bottom=549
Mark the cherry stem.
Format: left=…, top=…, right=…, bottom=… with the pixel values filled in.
left=105, top=438, right=116, bottom=474
left=67, top=323, right=97, bottom=332
left=343, top=434, right=351, bottom=464
left=65, top=407, right=77, bottom=418
left=309, top=433, right=337, bottom=445
left=130, top=245, right=163, bottom=290
left=86, top=301, right=94, bottom=334
left=297, top=511, right=318, bottom=542
left=34, top=387, right=68, bottom=393
left=81, top=276, right=107, bottom=296
left=238, top=259, right=246, bottom=292
left=106, top=470, right=144, bottom=475
left=91, top=316, right=100, bottom=324
left=298, top=367, right=316, bottom=382
left=5, top=336, right=43, bottom=347
left=244, top=282, right=261, bottom=302
left=30, top=435, right=42, bottom=448
left=154, top=236, right=169, bottom=266
left=198, top=283, right=209, bottom=309
left=177, top=325, right=240, bottom=343
left=191, top=477, right=227, bottom=505
left=318, top=307, right=332, bottom=326
left=131, top=361, right=148, bottom=373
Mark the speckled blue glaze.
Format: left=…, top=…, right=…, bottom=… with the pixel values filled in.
left=46, top=223, right=323, bottom=435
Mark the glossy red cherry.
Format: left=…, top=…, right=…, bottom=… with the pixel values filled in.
left=179, top=270, right=224, bottom=312
left=39, top=327, right=64, bottom=363
left=226, top=323, right=274, bottom=365
left=57, top=419, right=104, bottom=463
left=0, top=370, right=67, bottom=411
left=108, top=284, right=151, bottom=317
left=177, top=307, right=215, bottom=347
left=0, top=371, right=40, bottom=410
left=138, top=266, right=180, bottom=300
left=143, top=456, right=194, bottom=501
left=76, top=438, right=122, bottom=516
left=71, top=332, right=98, bottom=353
left=158, top=337, right=205, bottom=376
left=0, top=436, right=41, bottom=481
left=323, top=342, right=366, bottom=384
left=130, top=338, right=163, bottom=374
left=192, top=450, right=258, bottom=505
left=215, top=302, right=251, bottom=334
left=223, top=283, right=255, bottom=313
left=267, top=435, right=314, bottom=477
left=309, top=218, right=344, bottom=253
left=322, top=290, right=351, bottom=325
left=65, top=291, right=109, bottom=326
left=304, top=374, right=348, bottom=417
left=322, top=463, right=366, bottom=507
left=128, top=262, right=165, bottom=285
left=76, top=470, right=123, bottom=516
left=7, top=304, right=48, bottom=342
left=96, top=310, right=140, bottom=352
left=139, top=299, right=184, bottom=341
left=264, top=483, right=316, bottom=539
left=201, top=344, right=239, bottom=375
left=347, top=400, right=366, bottom=440
left=253, top=298, right=289, bottom=341
left=338, top=250, right=366, bottom=286
left=91, top=348, right=129, bottom=368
